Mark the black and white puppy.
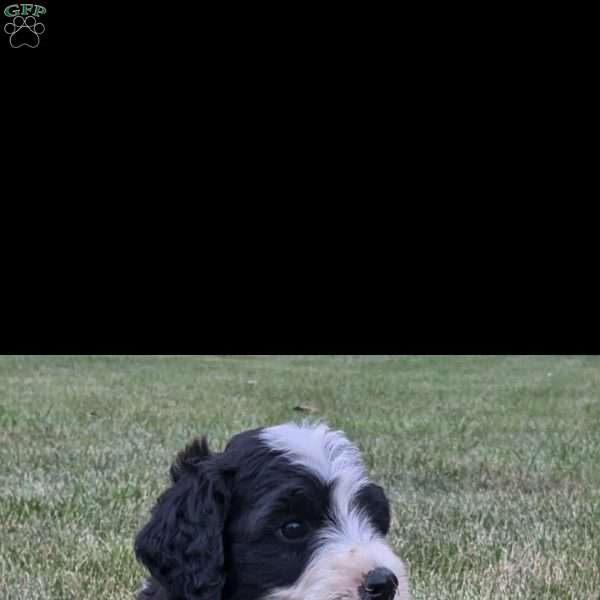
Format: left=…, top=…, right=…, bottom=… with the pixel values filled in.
left=135, top=422, right=411, bottom=600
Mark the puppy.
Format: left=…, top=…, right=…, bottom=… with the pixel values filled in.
left=135, top=422, right=411, bottom=600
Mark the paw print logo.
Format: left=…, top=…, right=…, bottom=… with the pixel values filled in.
left=4, top=15, right=45, bottom=48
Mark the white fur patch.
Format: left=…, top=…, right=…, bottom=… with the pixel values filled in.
left=260, top=422, right=411, bottom=600
left=260, top=422, right=369, bottom=505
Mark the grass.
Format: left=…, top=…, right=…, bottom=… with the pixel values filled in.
left=0, top=355, right=599, bottom=599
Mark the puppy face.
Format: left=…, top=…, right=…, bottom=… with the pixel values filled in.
left=135, top=423, right=410, bottom=600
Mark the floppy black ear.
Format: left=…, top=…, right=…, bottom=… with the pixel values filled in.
left=354, top=483, right=391, bottom=536
left=135, top=438, right=231, bottom=600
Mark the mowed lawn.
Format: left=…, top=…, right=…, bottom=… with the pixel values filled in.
left=0, top=356, right=599, bottom=599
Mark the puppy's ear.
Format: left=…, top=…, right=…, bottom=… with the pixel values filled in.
left=354, top=483, right=391, bottom=536
left=135, top=438, right=231, bottom=600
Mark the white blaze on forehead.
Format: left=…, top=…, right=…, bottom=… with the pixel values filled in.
left=260, top=422, right=368, bottom=489
left=260, top=422, right=371, bottom=538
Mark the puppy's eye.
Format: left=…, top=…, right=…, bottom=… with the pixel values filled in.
left=280, top=520, right=309, bottom=540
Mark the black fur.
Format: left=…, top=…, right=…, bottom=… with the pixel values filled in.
left=135, top=438, right=231, bottom=599
left=354, top=483, right=391, bottom=536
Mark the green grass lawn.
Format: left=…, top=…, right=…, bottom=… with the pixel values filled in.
left=1, top=355, right=599, bottom=599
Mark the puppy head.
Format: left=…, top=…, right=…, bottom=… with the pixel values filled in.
left=135, top=423, right=410, bottom=600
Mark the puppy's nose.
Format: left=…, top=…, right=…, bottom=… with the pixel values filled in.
left=364, top=567, right=398, bottom=600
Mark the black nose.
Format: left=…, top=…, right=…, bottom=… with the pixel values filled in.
left=364, top=567, right=398, bottom=599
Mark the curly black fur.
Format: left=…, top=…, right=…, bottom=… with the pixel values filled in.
left=135, top=438, right=231, bottom=600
